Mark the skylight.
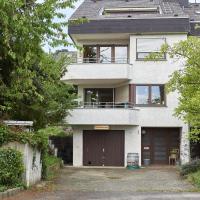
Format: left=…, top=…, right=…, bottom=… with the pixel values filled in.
left=103, top=7, right=159, bottom=15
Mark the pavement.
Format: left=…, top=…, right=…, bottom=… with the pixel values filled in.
left=6, top=166, right=200, bottom=200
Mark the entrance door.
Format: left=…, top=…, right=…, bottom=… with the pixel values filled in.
left=83, top=130, right=124, bottom=166
left=142, top=128, right=180, bottom=165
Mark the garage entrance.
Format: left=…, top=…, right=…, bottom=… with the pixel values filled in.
left=142, top=128, right=180, bottom=165
left=83, top=130, right=124, bottom=166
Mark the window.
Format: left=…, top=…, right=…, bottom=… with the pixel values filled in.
left=135, top=85, right=165, bottom=106
left=136, top=86, right=149, bottom=104
left=100, top=47, right=112, bottom=63
left=84, top=88, right=114, bottom=107
left=103, top=7, right=159, bottom=15
left=83, top=45, right=128, bottom=63
left=136, top=38, right=166, bottom=60
left=115, top=46, right=128, bottom=63
left=83, top=46, right=97, bottom=63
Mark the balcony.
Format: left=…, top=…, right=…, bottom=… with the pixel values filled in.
left=66, top=102, right=139, bottom=126
left=62, top=57, right=131, bottom=85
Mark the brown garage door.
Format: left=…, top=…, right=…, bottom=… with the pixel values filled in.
left=142, top=128, right=180, bottom=165
left=83, top=130, right=124, bottom=166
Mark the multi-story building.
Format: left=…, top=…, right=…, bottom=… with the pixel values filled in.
left=62, top=0, right=200, bottom=167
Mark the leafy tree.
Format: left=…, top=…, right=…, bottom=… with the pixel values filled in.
left=149, top=37, right=200, bottom=141
left=0, top=0, right=80, bottom=128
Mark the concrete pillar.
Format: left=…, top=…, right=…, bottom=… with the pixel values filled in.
left=180, top=124, right=190, bottom=164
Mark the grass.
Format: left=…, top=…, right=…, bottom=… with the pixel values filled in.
left=187, top=169, right=200, bottom=188
left=45, top=155, right=62, bottom=180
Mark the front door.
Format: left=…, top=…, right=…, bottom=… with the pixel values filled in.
left=83, top=130, right=124, bottom=166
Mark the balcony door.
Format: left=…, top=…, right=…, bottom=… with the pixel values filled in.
left=84, top=88, right=114, bottom=108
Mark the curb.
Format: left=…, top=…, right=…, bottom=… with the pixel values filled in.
left=0, top=187, right=23, bottom=199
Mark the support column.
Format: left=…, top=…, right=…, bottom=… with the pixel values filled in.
left=180, top=124, right=190, bottom=164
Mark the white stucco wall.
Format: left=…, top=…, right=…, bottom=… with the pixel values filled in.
left=67, top=33, right=191, bottom=166
left=72, top=125, right=141, bottom=167
left=2, top=142, right=42, bottom=187
left=115, top=85, right=129, bottom=103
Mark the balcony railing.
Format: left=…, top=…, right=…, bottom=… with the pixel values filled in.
left=76, top=102, right=134, bottom=109
left=72, top=57, right=129, bottom=64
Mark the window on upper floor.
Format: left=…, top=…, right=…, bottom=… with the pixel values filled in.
left=136, top=38, right=166, bottom=60
left=134, top=85, right=165, bottom=106
left=83, top=45, right=128, bottom=64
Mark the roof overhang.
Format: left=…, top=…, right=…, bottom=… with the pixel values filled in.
left=69, top=17, right=190, bottom=39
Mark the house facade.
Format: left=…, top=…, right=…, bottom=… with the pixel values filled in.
left=63, top=0, right=200, bottom=167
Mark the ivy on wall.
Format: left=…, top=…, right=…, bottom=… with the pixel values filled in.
left=0, top=123, right=49, bottom=179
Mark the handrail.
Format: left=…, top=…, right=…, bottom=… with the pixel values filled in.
left=71, top=57, right=129, bottom=64
left=76, top=102, right=134, bottom=109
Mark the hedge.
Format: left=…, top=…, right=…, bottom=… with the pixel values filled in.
left=0, top=148, right=24, bottom=186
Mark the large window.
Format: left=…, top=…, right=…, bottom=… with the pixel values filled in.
left=83, top=45, right=128, bottom=63
left=135, top=85, right=165, bottom=106
left=136, top=38, right=166, bottom=60
left=84, top=88, right=114, bottom=107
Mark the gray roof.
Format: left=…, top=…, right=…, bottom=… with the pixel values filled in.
left=184, top=3, right=200, bottom=21
left=69, top=0, right=200, bottom=36
left=70, top=0, right=187, bottom=20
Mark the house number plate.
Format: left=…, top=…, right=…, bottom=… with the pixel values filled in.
left=144, top=147, right=150, bottom=150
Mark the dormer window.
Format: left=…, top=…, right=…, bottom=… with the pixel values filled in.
left=103, top=7, right=160, bottom=15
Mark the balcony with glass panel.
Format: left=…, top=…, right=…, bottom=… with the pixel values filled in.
left=62, top=45, right=131, bottom=85
left=66, top=88, right=139, bottom=125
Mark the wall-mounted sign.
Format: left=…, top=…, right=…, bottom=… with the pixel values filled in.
left=94, top=125, right=110, bottom=130
left=144, top=147, right=150, bottom=150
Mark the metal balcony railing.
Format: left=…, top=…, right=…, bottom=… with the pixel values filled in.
left=76, top=102, right=134, bottom=109
left=72, top=57, right=129, bottom=64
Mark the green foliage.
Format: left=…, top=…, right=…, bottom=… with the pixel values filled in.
left=187, top=170, right=200, bottom=187
left=149, top=37, right=200, bottom=141
left=0, top=148, right=24, bottom=186
left=0, top=123, right=50, bottom=179
left=0, top=0, right=78, bottom=129
left=45, top=155, right=62, bottom=180
left=180, top=159, right=200, bottom=176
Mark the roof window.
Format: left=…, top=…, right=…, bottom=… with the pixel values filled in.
left=103, top=7, right=160, bottom=15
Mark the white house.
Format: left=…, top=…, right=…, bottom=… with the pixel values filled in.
left=63, top=0, right=200, bottom=167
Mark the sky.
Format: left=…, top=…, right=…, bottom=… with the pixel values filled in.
left=42, top=0, right=84, bottom=53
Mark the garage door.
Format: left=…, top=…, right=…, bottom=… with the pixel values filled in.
left=83, top=130, right=124, bottom=166
left=142, top=128, right=180, bottom=165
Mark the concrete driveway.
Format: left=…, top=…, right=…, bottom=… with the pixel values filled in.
left=7, top=166, right=200, bottom=200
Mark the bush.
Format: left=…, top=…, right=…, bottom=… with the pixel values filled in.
left=180, top=159, right=200, bottom=176
left=188, top=170, right=200, bottom=187
left=45, top=155, right=62, bottom=180
left=0, top=148, right=24, bottom=186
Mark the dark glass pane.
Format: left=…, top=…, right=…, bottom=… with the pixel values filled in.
left=136, top=86, right=149, bottom=104
left=100, top=47, right=112, bottom=63
left=83, top=46, right=97, bottom=63
left=151, top=86, right=165, bottom=105
left=115, top=46, right=128, bottom=63
left=85, top=88, right=114, bottom=107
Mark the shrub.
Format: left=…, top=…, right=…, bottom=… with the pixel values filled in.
left=0, top=148, right=24, bottom=186
left=180, top=159, right=200, bottom=176
left=188, top=170, right=200, bottom=187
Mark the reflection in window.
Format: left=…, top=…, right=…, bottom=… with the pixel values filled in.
left=136, top=86, right=149, bottom=104
left=100, top=47, right=112, bottom=63
left=83, top=46, right=97, bottom=63
left=151, top=86, right=165, bottom=105
left=115, top=46, right=128, bottom=63
left=135, top=85, right=165, bottom=105
left=136, top=38, right=166, bottom=60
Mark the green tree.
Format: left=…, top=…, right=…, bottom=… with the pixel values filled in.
left=149, top=37, right=200, bottom=141
left=0, top=0, right=79, bottom=128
